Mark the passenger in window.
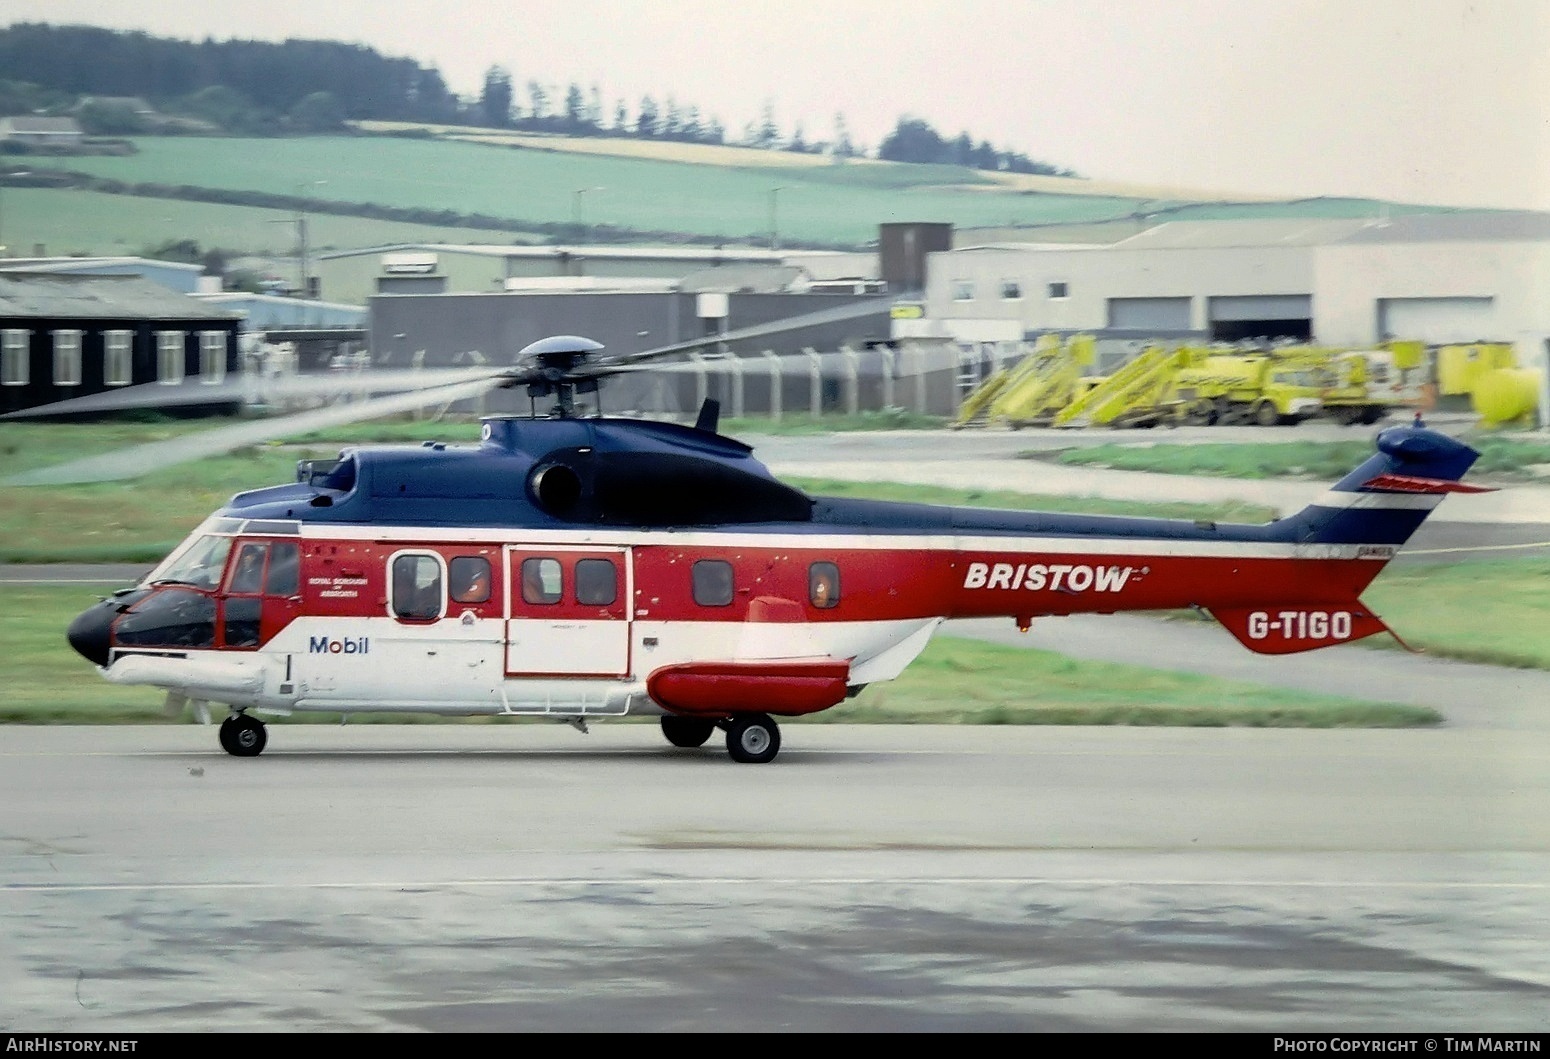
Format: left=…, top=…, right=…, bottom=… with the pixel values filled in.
left=450, top=558, right=491, bottom=604
left=522, top=558, right=560, bottom=605
left=230, top=546, right=266, bottom=594
left=810, top=562, right=840, bottom=609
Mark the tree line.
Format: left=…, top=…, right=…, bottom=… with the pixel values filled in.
left=0, top=23, right=1074, bottom=176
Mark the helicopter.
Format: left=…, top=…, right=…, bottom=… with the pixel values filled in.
left=20, top=328, right=1488, bottom=763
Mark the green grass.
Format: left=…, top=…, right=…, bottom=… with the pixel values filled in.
left=0, top=584, right=1435, bottom=727
left=0, top=187, right=545, bottom=260
left=835, top=636, right=1436, bottom=727
left=25, top=135, right=1438, bottom=254
left=1362, top=557, right=1550, bottom=669
left=1047, top=436, right=1550, bottom=480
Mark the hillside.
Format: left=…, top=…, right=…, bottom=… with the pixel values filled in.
left=4, top=130, right=1445, bottom=260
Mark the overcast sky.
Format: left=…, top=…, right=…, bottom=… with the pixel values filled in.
left=6, top=0, right=1547, bottom=209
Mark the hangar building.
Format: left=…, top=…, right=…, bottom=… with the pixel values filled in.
left=913, top=212, right=1550, bottom=349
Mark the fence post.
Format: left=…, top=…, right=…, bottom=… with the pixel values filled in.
left=761, top=349, right=782, bottom=422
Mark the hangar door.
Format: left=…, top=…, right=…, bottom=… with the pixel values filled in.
left=1208, top=295, right=1312, bottom=342
left=1106, top=297, right=1191, bottom=331
left=1378, top=298, right=1496, bottom=344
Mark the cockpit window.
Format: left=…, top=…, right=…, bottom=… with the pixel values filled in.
left=155, top=535, right=233, bottom=590
left=228, top=542, right=268, bottom=594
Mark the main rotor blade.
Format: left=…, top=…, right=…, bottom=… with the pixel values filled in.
left=606, top=298, right=892, bottom=366
left=4, top=375, right=505, bottom=486
left=0, top=366, right=504, bottom=421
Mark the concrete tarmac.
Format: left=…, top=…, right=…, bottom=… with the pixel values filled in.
left=2, top=724, right=1547, bottom=1032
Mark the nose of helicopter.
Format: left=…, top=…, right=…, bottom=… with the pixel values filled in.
left=67, top=599, right=116, bottom=667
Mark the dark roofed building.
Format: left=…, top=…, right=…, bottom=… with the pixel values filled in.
left=0, top=272, right=241, bottom=417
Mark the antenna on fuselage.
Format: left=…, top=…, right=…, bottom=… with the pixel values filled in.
left=694, top=398, right=722, bottom=433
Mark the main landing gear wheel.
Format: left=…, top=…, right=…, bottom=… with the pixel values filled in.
left=725, top=713, right=781, bottom=764
left=660, top=715, right=715, bottom=748
left=219, top=713, right=267, bottom=757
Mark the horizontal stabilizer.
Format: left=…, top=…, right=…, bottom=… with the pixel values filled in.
left=1210, top=603, right=1392, bottom=655
left=1360, top=473, right=1496, bottom=495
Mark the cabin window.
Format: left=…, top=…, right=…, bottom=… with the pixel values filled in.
left=449, top=556, right=492, bottom=604
left=52, top=330, right=81, bottom=386
left=1000, top=280, right=1023, bottom=301
left=692, top=559, right=734, bottom=607
left=390, top=554, right=443, bottom=620
left=520, top=558, right=562, bottom=605
left=575, top=558, right=618, bottom=606
left=1, top=329, right=28, bottom=386
left=157, top=331, right=184, bottom=384
left=951, top=280, right=975, bottom=302
left=104, top=330, right=133, bottom=386
left=1048, top=281, right=1070, bottom=300
left=809, top=562, right=840, bottom=609
left=199, top=331, right=226, bottom=384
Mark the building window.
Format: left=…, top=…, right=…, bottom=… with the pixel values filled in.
left=2, top=329, right=29, bottom=386
left=809, top=562, right=840, bottom=609
left=575, top=558, right=618, bottom=606
left=692, top=559, right=734, bottom=607
left=390, top=553, right=443, bottom=620
left=157, top=331, right=184, bottom=384
left=199, top=331, right=226, bottom=384
left=1000, top=280, right=1023, bottom=301
left=520, top=557, right=562, bottom=605
left=52, top=330, right=81, bottom=386
left=104, top=330, right=132, bottom=386
left=1048, top=281, right=1070, bottom=300
left=951, top=281, right=975, bottom=302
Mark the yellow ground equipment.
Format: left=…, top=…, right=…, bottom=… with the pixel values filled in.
left=1052, top=344, right=1192, bottom=428
left=1313, top=342, right=1428, bottom=425
left=1170, top=350, right=1326, bottom=426
left=954, top=334, right=1096, bottom=429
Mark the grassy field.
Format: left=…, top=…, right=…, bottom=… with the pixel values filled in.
left=19, top=135, right=1428, bottom=254
left=0, top=187, right=544, bottom=260
left=0, top=583, right=1435, bottom=727
left=1361, top=557, right=1550, bottom=669
left=1048, top=436, right=1550, bottom=480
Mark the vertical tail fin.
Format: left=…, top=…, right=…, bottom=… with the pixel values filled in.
left=1279, top=422, right=1489, bottom=547
left=1214, top=421, right=1490, bottom=655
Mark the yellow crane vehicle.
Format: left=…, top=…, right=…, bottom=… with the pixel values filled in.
left=953, top=334, right=1096, bottom=429
left=996, top=334, right=1096, bottom=428
left=1052, top=344, right=1192, bottom=428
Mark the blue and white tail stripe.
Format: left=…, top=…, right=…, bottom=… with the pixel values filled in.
left=1280, top=423, right=1480, bottom=546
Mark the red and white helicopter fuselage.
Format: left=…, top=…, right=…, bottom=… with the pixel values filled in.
left=67, top=409, right=1484, bottom=763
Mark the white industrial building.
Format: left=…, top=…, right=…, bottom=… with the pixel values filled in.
left=912, top=212, right=1550, bottom=350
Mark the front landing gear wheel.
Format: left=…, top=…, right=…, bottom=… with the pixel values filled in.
left=725, top=713, right=781, bottom=764
left=660, top=715, right=715, bottom=748
left=219, top=714, right=267, bottom=757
